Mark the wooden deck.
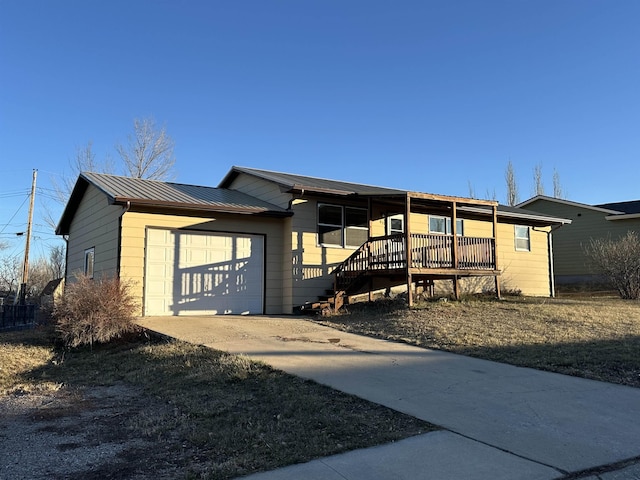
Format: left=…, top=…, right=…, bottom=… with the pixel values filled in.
left=332, top=233, right=501, bottom=309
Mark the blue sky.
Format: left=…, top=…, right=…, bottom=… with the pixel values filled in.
left=1, top=0, right=639, bottom=260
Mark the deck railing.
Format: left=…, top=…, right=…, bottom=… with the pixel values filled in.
left=334, top=233, right=496, bottom=291
left=411, top=234, right=495, bottom=270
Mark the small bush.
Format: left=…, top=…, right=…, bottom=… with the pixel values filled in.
left=54, top=274, right=139, bottom=347
left=584, top=231, right=640, bottom=300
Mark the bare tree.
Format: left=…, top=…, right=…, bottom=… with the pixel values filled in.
left=46, top=118, right=175, bottom=228
left=116, top=117, right=176, bottom=180
left=584, top=231, right=640, bottom=299
left=27, top=257, right=55, bottom=299
left=55, top=141, right=115, bottom=201
left=48, top=244, right=66, bottom=279
left=485, top=188, right=497, bottom=201
left=467, top=181, right=476, bottom=199
left=45, top=141, right=116, bottom=228
left=0, top=256, right=22, bottom=295
left=505, top=161, right=520, bottom=206
left=533, top=163, right=544, bottom=196
left=553, top=169, right=564, bottom=199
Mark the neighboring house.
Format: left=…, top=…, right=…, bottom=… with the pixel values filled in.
left=518, top=196, right=640, bottom=286
left=56, top=167, right=570, bottom=316
left=39, top=278, right=65, bottom=310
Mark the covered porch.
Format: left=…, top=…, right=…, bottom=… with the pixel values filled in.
left=331, top=192, right=502, bottom=309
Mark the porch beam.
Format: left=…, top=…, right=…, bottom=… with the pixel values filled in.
left=406, top=191, right=498, bottom=207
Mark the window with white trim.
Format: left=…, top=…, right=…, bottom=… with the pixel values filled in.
left=515, top=226, right=531, bottom=251
left=318, top=204, right=368, bottom=248
left=84, top=247, right=95, bottom=278
left=429, top=216, right=464, bottom=236
left=386, top=214, right=404, bottom=235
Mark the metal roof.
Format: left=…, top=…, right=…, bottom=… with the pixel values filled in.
left=219, top=166, right=408, bottom=196
left=56, top=172, right=291, bottom=235
left=82, top=172, right=290, bottom=212
left=221, top=166, right=570, bottom=225
left=596, top=200, right=640, bottom=215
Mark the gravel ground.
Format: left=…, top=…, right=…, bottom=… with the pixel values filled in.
left=0, top=384, right=186, bottom=480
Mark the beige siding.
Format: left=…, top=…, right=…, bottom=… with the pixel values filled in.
left=520, top=200, right=640, bottom=279
left=66, top=185, right=121, bottom=280
left=121, top=211, right=287, bottom=315
left=496, top=223, right=551, bottom=296
left=226, top=174, right=291, bottom=209
left=290, top=199, right=348, bottom=307
left=431, top=219, right=551, bottom=297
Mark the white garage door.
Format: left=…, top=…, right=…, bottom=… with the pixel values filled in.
left=145, top=229, right=264, bottom=316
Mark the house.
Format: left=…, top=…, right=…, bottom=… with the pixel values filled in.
left=56, top=167, right=570, bottom=316
left=39, top=277, right=65, bottom=310
left=518, top=196, right=640, bottom=286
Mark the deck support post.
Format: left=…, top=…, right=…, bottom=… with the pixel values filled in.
left=453, top=275, right=461, bottom=300
left=405, top=193, right=413, bottom=307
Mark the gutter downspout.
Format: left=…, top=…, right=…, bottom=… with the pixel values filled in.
left=286, top=191, right=302, bottom=314
left=535, top=224, right=565, bottom=297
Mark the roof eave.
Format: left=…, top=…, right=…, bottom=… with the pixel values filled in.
left=460, top=205, right=572, bottom=225
left=606, top=213, right=640, bottom=221
left=518, top=195, right=622, bottom=215
left=113, top=197, right=292, bottom=217
left=55, top=176, right=92, bottom=236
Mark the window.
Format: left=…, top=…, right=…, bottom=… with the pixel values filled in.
left=429, top=216, right=464, bottom=236
left=84, top=247, right=95, bottom=278
left=515, top=226, right=530, bottom=251
left=318, top=204, right=368, bottom=248
left=345, top=207, right=368, bottom=247
left=387, top=214, right=404, bottom=235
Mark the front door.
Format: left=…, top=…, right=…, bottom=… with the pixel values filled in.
left=385, top=214, right=405, bottom=268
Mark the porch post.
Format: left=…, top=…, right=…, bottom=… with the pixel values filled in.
left=492, top=204, right=501, bottom=299
left=405, top=193, right=413, bottom=307
left=368, top=197, right=374, bottom=303
left=451, top=201, right=461, bottom=300
left=451, top=201, right=458, bottom=269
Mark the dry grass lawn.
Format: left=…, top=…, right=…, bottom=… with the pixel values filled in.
left=0, top=327, right=433, bottom=479
left=322, top=295, right=640, bottom=388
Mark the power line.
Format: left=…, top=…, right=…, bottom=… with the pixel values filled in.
left=0, top=195, right=30, bottom=234
left=0, top=191, right=30, bottom=199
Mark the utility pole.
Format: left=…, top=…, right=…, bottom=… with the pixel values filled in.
left=19, top=169, right=37, bottom=305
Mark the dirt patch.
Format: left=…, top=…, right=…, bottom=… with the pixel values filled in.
left=0, top=384, right=188, bottom=480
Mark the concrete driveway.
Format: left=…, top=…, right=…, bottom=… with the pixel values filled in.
left=137, top=315, right=640, bottom=480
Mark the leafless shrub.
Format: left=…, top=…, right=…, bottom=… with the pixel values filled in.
left=584, top=231, right=640, bottom=300
left=54, top=274, right=139, bottom=347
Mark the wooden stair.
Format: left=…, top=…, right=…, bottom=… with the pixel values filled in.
left=295, top=290, right=338, bottom=316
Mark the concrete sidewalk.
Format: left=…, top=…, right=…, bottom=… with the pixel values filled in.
left=137, top=315, right=640, bottom=480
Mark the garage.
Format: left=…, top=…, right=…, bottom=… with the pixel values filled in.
left=144, top=228, right=264, bottom=316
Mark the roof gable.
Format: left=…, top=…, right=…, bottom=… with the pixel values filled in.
left=218, top=166, right=407, bottom=196
left=56, top=172, right=291, bottom=235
